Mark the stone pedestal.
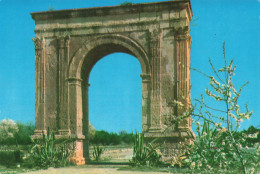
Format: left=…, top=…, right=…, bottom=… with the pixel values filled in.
left=69, top=141, right=85, bottom=165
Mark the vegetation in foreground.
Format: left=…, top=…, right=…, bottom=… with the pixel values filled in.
left=29, top=128, right=74, bottom=168
left=0, top=119, right=136, bottom=172
left=130, top=132, right=162, bottom=167
left=92, top=145, right=105, bottom=161
left=169, top=43, right=260, bottom=174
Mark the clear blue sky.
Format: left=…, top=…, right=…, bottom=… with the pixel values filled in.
left=0, top=0, right=259, bottom=133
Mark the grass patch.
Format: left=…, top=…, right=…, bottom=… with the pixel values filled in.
left=0, top=150, right=22, bottom=166
left=0, top=165, right=36, bottom=174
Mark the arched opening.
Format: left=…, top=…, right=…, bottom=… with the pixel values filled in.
left=77, top=38, right=151, bottom=162
left=89, top=53, right=142, bottom=132
left=84, top=53, right=142, bottom=162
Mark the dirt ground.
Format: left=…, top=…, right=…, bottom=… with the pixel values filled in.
left=25, top=146, right=168, bottom=174
left=95, top=146, right=133, bottom=162
left=25, top=165, right=168, bottom=174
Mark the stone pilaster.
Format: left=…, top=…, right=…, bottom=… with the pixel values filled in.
left=57, top=36, right=71, bottom=135
left=33, top=37, right=46, bottom=135
left=148, top=28, right=163, bottom=132
left=82, top=82, right=90, bottom=161
left=174, top=26, right=191, bottom=130
left=140, top=74, right=151, bottom=132
left=67, top=77, right=84, bottom=137
left=67, top=77, right=85, bottom=165
left=150, top=28, right=161, bottom=98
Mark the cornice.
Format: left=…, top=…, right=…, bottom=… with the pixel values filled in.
left=31, top=0, right=192, bottom=22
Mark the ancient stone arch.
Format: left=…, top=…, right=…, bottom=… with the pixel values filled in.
left=31, top=0, right=193, bottom=164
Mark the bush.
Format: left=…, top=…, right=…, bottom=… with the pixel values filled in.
left=14, top=122, right=34, bottom=145
left=173, top=42, right=259, bottom=173
left=130, top=132, right=162, bottom=167
left=0, top=150, right=22, bottom=166
left=120, top=1, right=133, bottom=6
left=241, top=126, right=260, bottom=147
left=119, top=130, right=134, bottom=144
left=29, top=128, right=74, bottom=168
left=92, top=145, right=104, bottom=161
left=90, top=130, right=134, bottom=145
left=0, top=119, right=18, bottom=145
left=0, top=120, right=34, bottom=146
left=91, top=130, right=110, bottom=145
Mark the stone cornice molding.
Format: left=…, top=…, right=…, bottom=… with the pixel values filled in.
left=31, top=1, right=192, bottom=21
left=33, top=18, right=189, bottom=35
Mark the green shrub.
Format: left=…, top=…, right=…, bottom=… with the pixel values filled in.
left=119, top=130, right=134, bottom=144
left=120, top=1, right=133, bottom=6
left=130, top=132, right=162, bottom=167
left=0, top=120, right=34, bottom=146
left=174, top=42, right=259, bottom=174
left=0, top=119, right=18, bottom=145
left=91, top=130, right=110, bottom=145
left=0, top=150, right=22, bottom=166
left=29, top=128, right=73, bottom=168
left=241, top=126, right=260, bottom=147
left=92, top=145, right=104, bottom=161
left=110, top=132, right=121, bottom=145
left=14, top=122, right=34, bottom=145
left=90, top=130, right=134, bottom=145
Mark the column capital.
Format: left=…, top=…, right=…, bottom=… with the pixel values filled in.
left=173, top=26, right=190, bottom=40
left=67, top=77, right=82, bottom=86
left=33, top=37, right=45, bottom=50
left=140, top=74, right=151, bottom=83
left=57, top=35, right=70, bottom=48
left=149, top=28, right=161, bottom=41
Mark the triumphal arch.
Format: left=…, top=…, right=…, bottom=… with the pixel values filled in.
left=31, top=0, right=193, bottom=164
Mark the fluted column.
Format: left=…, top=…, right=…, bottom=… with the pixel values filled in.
left=57, top=36, right=71, bottom=135
left=174, top=26, right=191, bottom=130
left=33, top=37, right=46, bottom=135
left=147, top=28, right=163, bottom=132
left=67, top=77, right=84, bottom=137
left=68, top=77, right=85, bottom=165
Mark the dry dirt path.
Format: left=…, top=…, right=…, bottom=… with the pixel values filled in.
left=25, top=165, right=168, bottom=174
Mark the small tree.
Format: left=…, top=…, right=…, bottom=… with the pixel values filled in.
left=14, top=122, right=34, bottom=145
left=0, top=119, right=18, bottom=145
left=173, top=43, right=259, bottom=174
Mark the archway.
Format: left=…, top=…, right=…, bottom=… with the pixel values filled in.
left=85, top=53, right=142, bottom=161
left=73, top=35, right=151, bottom=162
left=31, top=1, right=193, bottom=165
